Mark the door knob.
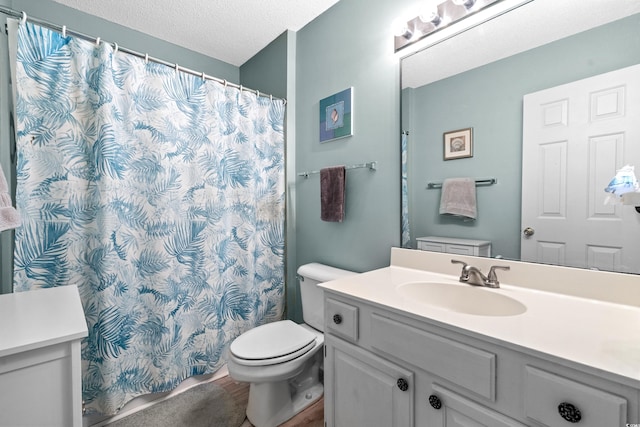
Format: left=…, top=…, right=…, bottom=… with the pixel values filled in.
left=523, top=227, right=535, bottom=237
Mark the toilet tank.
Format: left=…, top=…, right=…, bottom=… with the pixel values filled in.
left=297, top=263, right=356, bottom=332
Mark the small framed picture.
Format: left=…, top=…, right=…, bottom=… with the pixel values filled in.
left=443, top=127, right=473, bottom=160
left=319, top=87, right=353, bottom=143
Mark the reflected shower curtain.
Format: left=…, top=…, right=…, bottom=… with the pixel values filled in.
left=12, top=22, right=285, bottom=415
left=401, top=131, right=411, bottom=248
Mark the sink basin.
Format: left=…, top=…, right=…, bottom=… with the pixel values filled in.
left=397, top=281, right=527, bottom=316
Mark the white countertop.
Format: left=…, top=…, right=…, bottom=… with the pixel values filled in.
left=320, top=249, right=640, bottom=387
left=0, top=286, right=88, bottom=358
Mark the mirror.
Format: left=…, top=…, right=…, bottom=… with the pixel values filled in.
left=401, top=0, right=640, bottom=273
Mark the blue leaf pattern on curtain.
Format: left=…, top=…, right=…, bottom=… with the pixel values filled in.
left=13, top=22, right=285, bottom=415
left=401, top=132, right=411, bottom=248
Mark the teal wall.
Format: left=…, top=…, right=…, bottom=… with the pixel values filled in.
left=404, top=13, right=640, bottom=260
left=240, top=31, right=288, bottom=99
left=294, top=0, right=402, bottom=275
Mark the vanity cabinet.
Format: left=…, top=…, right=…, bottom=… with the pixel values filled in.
left=323, top=291, right=639, bottom=427
left=0, top=286, right=88, bottom=427
left=416, top=236, right=491, bottom=257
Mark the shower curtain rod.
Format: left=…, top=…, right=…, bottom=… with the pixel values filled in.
left=0, top=7, right=286, bottom=105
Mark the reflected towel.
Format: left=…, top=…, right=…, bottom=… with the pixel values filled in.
left=439, top=177, right=477, bottom=220
left=0, top=163, right=20, bottom=232
left=320, top=166, right=346, bottom=222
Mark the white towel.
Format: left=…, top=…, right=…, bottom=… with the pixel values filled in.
left=0, top=163, right=21, bottom=232
left=439, top=178, right=477, bottom=220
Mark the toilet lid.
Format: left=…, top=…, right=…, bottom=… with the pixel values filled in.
left=230, top=320, right=317, bottom=364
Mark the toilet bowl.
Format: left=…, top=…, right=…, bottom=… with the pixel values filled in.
left=227, top=263, right=356, bottom=427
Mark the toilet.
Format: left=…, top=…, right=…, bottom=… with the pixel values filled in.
left=227, top=263, right=356, bottom=427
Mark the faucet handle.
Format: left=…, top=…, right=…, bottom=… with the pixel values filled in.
left=451, top=259, right=468, bottom=269
left=487, top=265, right=510, bottom=286
left=451, top=259, right=469, bottom=280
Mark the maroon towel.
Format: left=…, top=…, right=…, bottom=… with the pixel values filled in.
left=320, top=166, right=346, bottom=222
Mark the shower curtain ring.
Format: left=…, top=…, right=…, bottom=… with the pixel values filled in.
left=95, top=37, right=101, bottom=47
left=144, top=53, right=149, bottom=64
left=20, top=11, right=27, bottom=25
left=113, top=42, right=118, bottom=54
left=256, top=90, right=260, bottom=98
left=201, top=71, right=206, bottom=81
left=175, top=63, right=179, bottom=74
left=62, top=25, right=66, bottom=37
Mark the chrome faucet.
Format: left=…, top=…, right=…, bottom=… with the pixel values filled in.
left=451, top=260, right=510, bottom=288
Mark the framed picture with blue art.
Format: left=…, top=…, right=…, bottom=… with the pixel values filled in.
left=319, top=87, right=353, bottom=143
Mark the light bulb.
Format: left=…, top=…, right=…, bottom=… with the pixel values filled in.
left=452, top=0, right=476, bottom=8
left=419, top=7, right=442, bottom=26
left=393, top=19, right=413, bottom=39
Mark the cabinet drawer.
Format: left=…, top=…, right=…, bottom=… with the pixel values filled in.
left=445, top=244, right=476, bottom=255
left=418, top=242, right=445, bottom=252
left=326, top=298, right=358, bottom=342
left=371, top=314, right=495, bottom=400
left=524, top=366, right=627, bottom=427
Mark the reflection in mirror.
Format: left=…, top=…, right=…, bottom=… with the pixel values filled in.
left=401, top=0, right=640, bottom=273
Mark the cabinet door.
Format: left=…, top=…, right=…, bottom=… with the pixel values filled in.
left=0, top=341, right=84, bottom=427
left=428, top=385, right=527, bottom=427
left=325, top=337, right=413, bottom=427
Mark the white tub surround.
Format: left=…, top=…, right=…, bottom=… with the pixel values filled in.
left=0, top=286, right=88, bottom=427
left=321, top=248, right=640, bottom=427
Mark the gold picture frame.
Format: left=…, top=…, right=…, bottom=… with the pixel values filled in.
left=443, top=127, right=473, bottom=160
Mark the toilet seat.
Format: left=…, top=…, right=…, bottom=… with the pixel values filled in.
left=230, top=320, right=317, bottom=366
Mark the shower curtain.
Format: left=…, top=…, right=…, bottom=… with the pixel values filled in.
left=11, top=22, right=285, bottom=415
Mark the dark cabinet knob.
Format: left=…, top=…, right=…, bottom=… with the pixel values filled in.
left=428, top=394, right=442, bottom=410
left=558, top=402, right=581, bottom=423
left=396, top=378, right=409, bottom=391
left=332, top=314, right=342, bottom=324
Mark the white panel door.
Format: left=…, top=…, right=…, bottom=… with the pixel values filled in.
left=521, top=64, right=640, bottom=273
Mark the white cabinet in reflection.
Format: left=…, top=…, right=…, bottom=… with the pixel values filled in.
left=416, top=236, right=491, bottom=257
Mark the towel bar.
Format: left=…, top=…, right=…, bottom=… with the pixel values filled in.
left=427, top=178, right=497, bottom=189
left=298, top=161, right=377, bottom=179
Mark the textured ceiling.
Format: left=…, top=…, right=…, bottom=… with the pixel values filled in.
left=402, top=0, right=640, bottom=88
left=50, top=0, right=340, bottom=66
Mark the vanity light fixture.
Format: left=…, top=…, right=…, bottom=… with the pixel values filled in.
left=394, top=0, right=503, bottom=53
